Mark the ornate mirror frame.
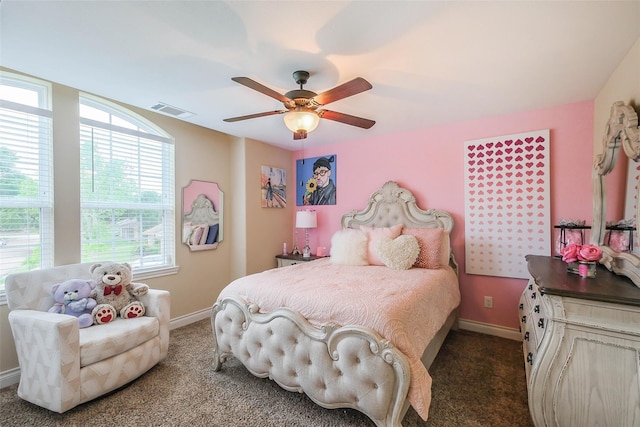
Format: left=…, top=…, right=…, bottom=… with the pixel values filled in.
left=592, top=101, right=640, bottom=286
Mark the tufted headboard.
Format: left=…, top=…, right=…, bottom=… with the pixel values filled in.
left=341, top=181, right=457, bottom=272
left=184, top=194, right=219, bottom=226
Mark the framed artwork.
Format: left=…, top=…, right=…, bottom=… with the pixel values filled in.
left=463, top=129, right=551, bottom=279
left=182, top=180, right=223, bottom=250
left=261, top=165, right=286, bottom=208
left=296, top=154, right=337, bottom=206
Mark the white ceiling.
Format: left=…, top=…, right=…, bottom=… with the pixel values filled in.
left=2, top=1, right=639, bottom=150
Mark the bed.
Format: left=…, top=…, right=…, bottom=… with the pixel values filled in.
left=211, top=181, right=460, bottom=426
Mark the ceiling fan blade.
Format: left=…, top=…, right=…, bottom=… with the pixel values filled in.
left=231, top=77, right=291, bottom=103
left=318, top=110, right=376, bottom=129
left=312, top=77, right=372, bottom=106
left=223, top=110, right=286, bottom=122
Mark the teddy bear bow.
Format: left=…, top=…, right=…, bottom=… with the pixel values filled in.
left=103, top=284, right=123, bottom=296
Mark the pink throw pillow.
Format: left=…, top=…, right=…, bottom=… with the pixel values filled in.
left=402, top=227, right=443, bottom=269
left=360, top=224, right=403, bottom=265
left=189, top=226, right=205, bottom=246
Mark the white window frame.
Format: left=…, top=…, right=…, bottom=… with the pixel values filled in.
left=0, top=72, right=53, bottom=304
left=79, top=94, right=176, bottom=280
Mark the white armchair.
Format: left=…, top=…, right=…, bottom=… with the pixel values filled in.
left=6, top=262, right=170, bottom=413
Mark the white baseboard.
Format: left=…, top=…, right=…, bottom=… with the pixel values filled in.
left=458, top=319, right=522, bottom=341
left=2, top=311, right=520, bottom=389
left=169, top=307, right=211, bottom=330
left=0, top=367, right=20, bottom=389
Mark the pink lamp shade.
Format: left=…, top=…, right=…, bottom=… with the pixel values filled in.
left=296, top=210, right=317, bottom=229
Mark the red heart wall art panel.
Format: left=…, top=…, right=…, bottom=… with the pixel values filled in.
left=464, top=130, right=550, bottom=279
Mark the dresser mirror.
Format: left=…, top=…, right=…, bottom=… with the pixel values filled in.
left=592, top=101, right=640, bottom=286
left=182, top=180, right=224, bottom=251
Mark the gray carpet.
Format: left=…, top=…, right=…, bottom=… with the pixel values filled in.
left=0, top=319, right=533, bottom=426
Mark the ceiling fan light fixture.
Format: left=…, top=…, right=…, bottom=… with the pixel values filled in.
left=283, top=108, right=320, bottom=134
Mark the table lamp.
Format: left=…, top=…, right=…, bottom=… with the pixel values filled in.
left=296, top=210, right=317, bottom=258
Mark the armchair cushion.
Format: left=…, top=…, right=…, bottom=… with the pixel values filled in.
left=79, top=316, right=159, bottom=367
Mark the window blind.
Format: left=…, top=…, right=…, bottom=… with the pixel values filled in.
left=0, top=75, right=53, bottom=295
left=79, top=96, right=175, bottom=273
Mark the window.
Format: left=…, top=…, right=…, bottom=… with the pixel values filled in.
left=0, top=72, right=53, bottom=299
left=79, top=94, right=175, bottom=276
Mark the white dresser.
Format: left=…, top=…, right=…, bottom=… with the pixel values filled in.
left=520, top=255, right=640, bottom=427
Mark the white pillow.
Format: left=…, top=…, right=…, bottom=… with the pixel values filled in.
left=376, top=235, right=420, bottom=270
left=330, top=229, right=369, bottom=266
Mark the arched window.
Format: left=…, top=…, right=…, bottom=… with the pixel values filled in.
left=79, top=94, right=175, bottom=274
left=0, top=72, right=53, bottom=294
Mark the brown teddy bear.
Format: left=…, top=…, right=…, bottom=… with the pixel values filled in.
left=90, top=262, right=148, bottom=324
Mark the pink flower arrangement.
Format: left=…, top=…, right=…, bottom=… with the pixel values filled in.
left=561, top=243, right=603, bottom=263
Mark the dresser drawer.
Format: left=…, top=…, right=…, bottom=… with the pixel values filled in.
left=519, top=278, right=549, bottom=375
left=522, top=342, right=533, bottom=384
left=531, top=303, right=547, bottom=347
left=521, top=279, right=547, bottom=349
left=519, top=298, right=539, bottom=365
left=518, top=293, right=529, bottom=339
left=278, top=258, right=303, bottom=267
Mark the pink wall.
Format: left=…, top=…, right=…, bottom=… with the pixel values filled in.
left=293, top=101, right=595, bottom=330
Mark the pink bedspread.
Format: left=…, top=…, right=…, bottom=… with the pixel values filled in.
left=218, top=258, right=461, bottom=420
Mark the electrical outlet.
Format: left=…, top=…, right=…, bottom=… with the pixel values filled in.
left=484, top=296, right=493, bottom=308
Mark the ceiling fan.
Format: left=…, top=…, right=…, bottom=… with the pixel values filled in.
left=223, top=70, right=376, bottom=140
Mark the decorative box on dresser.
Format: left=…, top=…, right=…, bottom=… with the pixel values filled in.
left=520, top=255, right=640, bottom=427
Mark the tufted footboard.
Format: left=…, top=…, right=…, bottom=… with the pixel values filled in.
left=211, top=297, right=412, bottom=427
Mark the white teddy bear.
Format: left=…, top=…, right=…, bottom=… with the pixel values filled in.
left=90, top=262, right=148, bottom=324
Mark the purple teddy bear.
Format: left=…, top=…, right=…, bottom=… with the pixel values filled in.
left=48, top=278, right=97, bottom=328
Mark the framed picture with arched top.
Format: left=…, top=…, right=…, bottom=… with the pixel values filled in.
left=182, top=180, right=224, bottom=251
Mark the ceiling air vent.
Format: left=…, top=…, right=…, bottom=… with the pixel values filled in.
left=149, top=102, right=195, bottom=119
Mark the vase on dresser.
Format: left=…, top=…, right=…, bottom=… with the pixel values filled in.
left=566, top=260, right=597, bottom=278
left=577, top=260, right=596, bottom=277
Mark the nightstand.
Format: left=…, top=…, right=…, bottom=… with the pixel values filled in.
left=276, top=254, right=324, bottom=267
